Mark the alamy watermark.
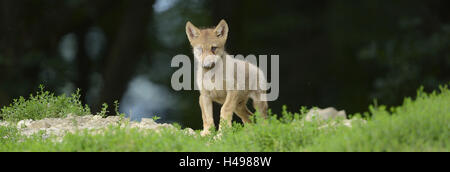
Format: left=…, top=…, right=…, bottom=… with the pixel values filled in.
left=170, top=54, right=279, bottom=101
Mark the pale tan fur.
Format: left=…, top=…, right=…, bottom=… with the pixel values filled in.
left=186, top=20, right=268, bottom=136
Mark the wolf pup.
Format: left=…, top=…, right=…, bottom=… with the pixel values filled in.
left=185, top=19, right=268, bottom=136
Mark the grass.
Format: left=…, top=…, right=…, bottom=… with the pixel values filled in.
left=0, top=85, right=449, bottom=152
left=0, top=85, right=90, bottom=122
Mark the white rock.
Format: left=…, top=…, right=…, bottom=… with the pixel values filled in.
left=305, top=107, right=346, bottom=121
left=29, top=121, right=51, bottom=129
left=12, top=114, right=195, bottom=141
left=92, top=115, right=103, bottom=120
left=141, top=118, right=156, bottom=125
left=184, top=128, right=196, bottom=136
left=0, top=121, right=10, bottom=127
left=17, top=119, right=32, bottom=128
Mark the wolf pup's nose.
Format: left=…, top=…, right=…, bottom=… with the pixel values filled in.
left=202, top=62, right=215, bottom=69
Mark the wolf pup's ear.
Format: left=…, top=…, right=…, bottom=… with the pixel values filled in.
left=214, top=19, right=228, bottom=39
left=186, top=21, right=200, bottom=42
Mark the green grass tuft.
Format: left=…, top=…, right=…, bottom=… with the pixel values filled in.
left=0, top=85, right=90, bottom=122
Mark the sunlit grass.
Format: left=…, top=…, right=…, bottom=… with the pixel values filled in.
left=0, top=85, right=449, bottom=152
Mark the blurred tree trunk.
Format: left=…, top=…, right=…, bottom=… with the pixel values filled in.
left=94, top=0, right=155, bottom=114
left=74, top=27, right=92, bottom=104
left=0, top=0, right=44, bottom=101
left=0, top=0, right=17, bottom=105
left=71, top=0, right=120, bottom=105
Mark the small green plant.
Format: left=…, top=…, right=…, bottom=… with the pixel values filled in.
left=0, top=85, right=90, bottom=122
left=113, top=100, right=123, bottom=116
left=152, top=115, right=161, bottom=122
left=96, top=103, right=109, bottom=118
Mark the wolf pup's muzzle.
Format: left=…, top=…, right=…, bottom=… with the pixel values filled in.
left=202, top=57, right=218, bottom=69
left=202, top=61, right=216, bottom=69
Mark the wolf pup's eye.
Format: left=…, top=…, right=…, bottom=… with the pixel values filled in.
left=211, top=46, right=217, bottom=54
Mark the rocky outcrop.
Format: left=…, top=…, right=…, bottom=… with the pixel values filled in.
left=305, top=107, right=346, bottom=121
left=304, top=107, right=366, bottom=128
left=1, top=114, right=195, bottom=141
left=0, top=107, right=366, bottom=141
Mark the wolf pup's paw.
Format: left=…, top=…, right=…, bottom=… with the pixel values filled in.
left=213, top=132, right=223, bottom=140
left=200, top=130, right=211, bottom=136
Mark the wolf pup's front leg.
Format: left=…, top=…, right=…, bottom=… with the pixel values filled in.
left=199, top=95, right=214, bottom=136
left=218, top=91, right=239, bottom=131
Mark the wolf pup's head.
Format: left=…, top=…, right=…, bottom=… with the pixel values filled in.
left=185, top=19, right=228, bottom=70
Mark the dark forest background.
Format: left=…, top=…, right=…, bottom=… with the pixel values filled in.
left=0, top=0, right=449, bottom=129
